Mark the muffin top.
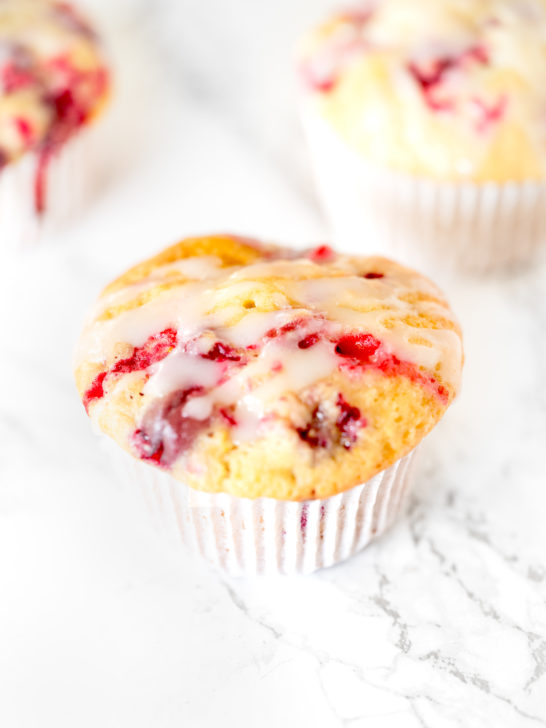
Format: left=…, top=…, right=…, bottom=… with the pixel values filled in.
left=299, top=0, right=546, bottom=181
left=75, top=235, right=463, bottom=501
left=0, top=0, right=109, bottom=209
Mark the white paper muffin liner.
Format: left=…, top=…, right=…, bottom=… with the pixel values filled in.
left=303, top=109, right=546, bottom=275
left=0, top=121, right=104, bottom=254
left=108, top=444, right=418, bottom=576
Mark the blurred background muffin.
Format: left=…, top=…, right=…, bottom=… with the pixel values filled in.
left=299, top=0, right=546, bottom=273
left=0, top=0, right=110, bottom=250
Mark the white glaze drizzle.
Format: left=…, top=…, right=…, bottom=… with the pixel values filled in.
left=144, top=353, right=219, bottom=399
left=77, top=252, right=463, bottom=440
left=169, top=337, right=339, bottom=443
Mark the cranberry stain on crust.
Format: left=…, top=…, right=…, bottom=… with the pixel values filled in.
left=219, top=408, right=238, bottom=427
left=264, top=318, right=307, bottom=342
left=83, top=328, right=178, bottom=412
left=336, top=393, right=366, bottom=449
left=82, top=371, right=107, bottom=411
left=407, top=56, right=457, bottom=107
left=129, top=341, right=248, bottom=467
left=297, top=393, right=366, bottom=452
left=297, top=405, right=329, bottom=449
left=407, top=45, right=489, bottom=111
left=264, top=314, right=327, bottom=348
left=132, top=386, right=207, bottom=468
left=35, top=59, right=110, bottom=213
left=201, top=341, right=241, bottom=362
left=335, top=333, right=448, bottom=403
left=407, top=44, right=506, bottom=129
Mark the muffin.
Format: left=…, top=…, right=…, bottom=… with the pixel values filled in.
left=75, top=234, right=463, bottom=575
left=0, top=0, right=110, bottom=249
left=299, top=0, right=546, bottom=272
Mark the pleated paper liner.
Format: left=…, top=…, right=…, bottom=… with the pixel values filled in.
left=0, top=121, right=105, bottom=255
left=110, top=445, right=418, bottom=577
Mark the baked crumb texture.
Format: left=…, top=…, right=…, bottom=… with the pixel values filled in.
left=299, top=0, right=546, bottom=181
left=75, top=235, right=463, bottom=501
left=0, top=0, right=110, bottom=211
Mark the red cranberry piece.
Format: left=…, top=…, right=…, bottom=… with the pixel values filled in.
left=309, top=245, right=335, bottom=263
left=47, top=87, right=86, bottom=146
left=297, top=405, right=329, bottom=449
left=112, top=328, right=177, bottom=375
left=219, top=408, right=237, bottom=427
left=2, top=62, right=34, bottom=93
left=363, top=272, right=384, bottom=279
left=297, top=394, right=366, bottom=451
left=82, top=328, right=178, bottom=411
left=334, top=334, right=448, bottom=404
left=298, top=333, right=320, bottom=350
left=201, top=341, right=241, bottom=362
left=132, top=386, right=206, bottom=467
left=132, top=430, right=164, bottom=465
left=408, top=57, right=455, bottom=92
left=408, top=58, right=455, bottom=112
left=408, top=45, right=489, bottom=113
left=83, top=371, right=107, bottom=413
left=14, top=117, right=34, bottom=146
left=376, top=353, right=449, bottom=404
left=336, top=393, right=366, bottom=449
left=264, top=318, right=304, bottom=340
left=335, top=333, right=381, bottom=364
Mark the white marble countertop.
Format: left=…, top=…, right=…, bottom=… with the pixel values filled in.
left=1, top=1, right=546, bottom=726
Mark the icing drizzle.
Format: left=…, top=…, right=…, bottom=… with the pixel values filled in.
left=77, top=243, right=462, bottom=469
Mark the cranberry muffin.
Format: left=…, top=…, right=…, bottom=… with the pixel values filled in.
left=75, top=235, right=463, bottom=573
left=0, top=0, right=110, bottom=243
left=299, top=0, right=546, bottom=271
